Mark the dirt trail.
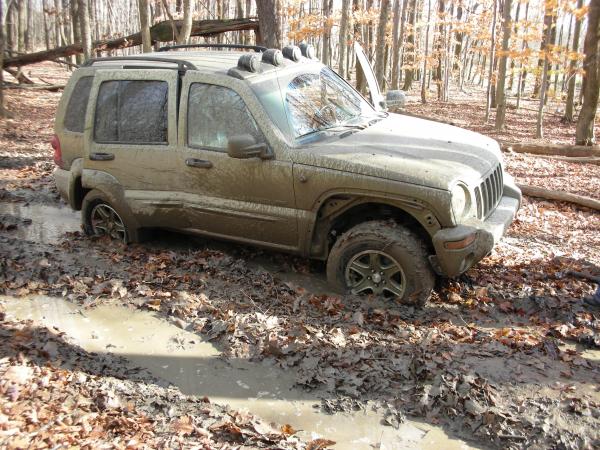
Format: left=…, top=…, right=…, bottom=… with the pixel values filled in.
left=1, top=295, right=477, bottom=450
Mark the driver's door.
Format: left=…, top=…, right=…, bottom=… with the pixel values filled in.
left=175, top=74, right=298, bottom=251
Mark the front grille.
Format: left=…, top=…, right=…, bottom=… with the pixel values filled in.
left=475, top=164, right=503, bottom=219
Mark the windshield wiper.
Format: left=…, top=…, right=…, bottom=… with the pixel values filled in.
left=297, top=123, right=366, bottom=139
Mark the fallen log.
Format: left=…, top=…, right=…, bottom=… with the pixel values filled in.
left=502, top=142, right=600, bottom=157
left=3, top=18, right=259, bottom=68
left=532, top=154, right=600, bottom=166
left=3, top=83, right=65, bottom=91
left=569, top=271, right=600, bottom=284
left=4, top=67, right=34, bottom=84
left=517, top=184, right=600, bottom=211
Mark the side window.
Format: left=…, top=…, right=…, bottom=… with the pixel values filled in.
left=187, top=84, right=264, bottom=151
left=64, top=76, right=93, bottom=133
left=94, top=80, right=168, bottom=144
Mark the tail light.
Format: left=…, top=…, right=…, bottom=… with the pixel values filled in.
left=51, top=134, right=63, bottom=168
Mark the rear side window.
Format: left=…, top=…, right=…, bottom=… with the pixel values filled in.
left=64, top=76, right=93, bottom=133
left=94, top=80, right=168, bottom=144
left=187, top=83, right=264, bottom=151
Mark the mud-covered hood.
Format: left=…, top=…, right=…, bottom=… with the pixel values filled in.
left=292, top=113, right=503, bottom=190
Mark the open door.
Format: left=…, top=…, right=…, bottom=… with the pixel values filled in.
left=354, top=42, right=385, bottom=112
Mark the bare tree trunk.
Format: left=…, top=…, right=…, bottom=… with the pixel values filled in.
left=0, top=0, right=10, bottom=118
left=390, top=0, right=402, bottom=89
left=176, top=0, right=193, bottom=43
left=70, top=0, right=82, bottom=64
left=54, top=0, right=62, bottom=46
left=453, top=2, right=464, bottom=73
left=516, top=1, right=529, bottom=109
left=321, top=0, right=332, bottom=66
left=485, top=0, right=498, bottom=121
left=354, top=0, right=366, bottom=93
left=434, top=0, right=445, bottom=100
left=536, top=8, right=553, bottom=139
left=533, top=11, right=553, bottom=98
left=79, top=0, right=92, bottom=60
left=421, top=0, right=432, bottom=103
left=565, top=0, right=584, bottom=122
left=244, top=0, right=252, bottom=44
left=17, top=0, right=26, bottom=52
left=495, top=0, right=512, bottom=130
left=402, top=0, right=417, bottom=90
left=42, top=0, right=51, bottom=50
left=375, top=0, right=391, bottom=90
left=338, top=0, right=350, bottom=78
left=255, top=0, right=282, bottom=48
left=508, top=0, right=519, bottom=91
left=25, top=0, right=33, bottom=51
left=138, top=0, right=152, bottom=52
left=576, top=0, right=600, bottom=145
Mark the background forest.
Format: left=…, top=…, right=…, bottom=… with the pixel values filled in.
left=1, top=0, right=600, bottom=145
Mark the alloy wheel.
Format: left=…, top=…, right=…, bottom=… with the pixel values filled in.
left=90, top=203, right=127, bottom=242
left=344, top=250, right=406, bottom=299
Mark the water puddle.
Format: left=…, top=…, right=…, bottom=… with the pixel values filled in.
left=0, top=201, right=332, bottom=295
left=0, top=202, right=80, bottom=244
left=1, top=295, right=479, bottom=449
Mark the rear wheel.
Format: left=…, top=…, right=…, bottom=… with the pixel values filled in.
left=82, top=189, right=137, bottom=243
left=327, top=221, right=435, bottom=307
left=89, top=203, right=127, bottom=241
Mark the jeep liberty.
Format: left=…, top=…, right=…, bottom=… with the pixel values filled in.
left=52, top=43, right=521, bottom=306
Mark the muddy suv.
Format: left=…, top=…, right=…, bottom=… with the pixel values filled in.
left=52, top=43, right=521, bottom=306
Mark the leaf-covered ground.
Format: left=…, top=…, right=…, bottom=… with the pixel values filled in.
left=1, top=63, right=600, bottom=449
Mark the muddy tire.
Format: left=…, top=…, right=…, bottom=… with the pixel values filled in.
left=327, top=221, right=435, bottom=307
left=82, top=189, right=139, bottom=243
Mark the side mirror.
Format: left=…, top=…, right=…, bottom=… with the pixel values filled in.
left=227, top=134, right=273, bottom=160
left=385, top=90, right=406, bottom=111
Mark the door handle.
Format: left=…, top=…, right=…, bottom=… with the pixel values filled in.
left=185, top=158, right=213, bottom=169
left=89, top=152, right=115, bottom=161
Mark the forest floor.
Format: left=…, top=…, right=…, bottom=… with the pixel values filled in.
left=1, top=63, right=600, bottom=449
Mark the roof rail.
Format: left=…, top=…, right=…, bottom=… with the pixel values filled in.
left=158, top=43, right=267, bottom=53
left=82, top=56, right=198, bottom=72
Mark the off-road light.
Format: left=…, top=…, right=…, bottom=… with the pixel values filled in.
left=282, top=45, right=301, bottom=62
left=262, top=49, right=283, bottom=66
left=299, top=43, right=316, bottom=59
left=237, top=54, right=260, bottom=72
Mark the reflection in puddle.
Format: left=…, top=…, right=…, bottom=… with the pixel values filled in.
left=0, top=202, right=80, bottom=244
left=1, top=295, right=478, bottom=450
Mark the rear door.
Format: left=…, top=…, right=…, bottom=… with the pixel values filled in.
left=83, top=69, right=182, bottom=227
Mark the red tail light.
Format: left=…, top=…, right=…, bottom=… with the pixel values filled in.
left=51, top=134, right=63, bottom=168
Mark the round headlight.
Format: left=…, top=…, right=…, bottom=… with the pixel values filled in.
left=451, top=184, right=471, bottom=220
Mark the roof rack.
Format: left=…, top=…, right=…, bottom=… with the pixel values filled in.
left=82, top=56, right=198, bottom=72
left=158, top=43, right=267, bottom=53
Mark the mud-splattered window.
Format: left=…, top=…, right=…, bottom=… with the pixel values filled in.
left=187, top=84, right=263, bottom=151
left=94, top=80, right=168, bottom=144
left=64, top=76, right=93, bottom=133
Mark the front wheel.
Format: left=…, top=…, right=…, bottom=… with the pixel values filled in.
left=326, top=221, right=436, bottom=307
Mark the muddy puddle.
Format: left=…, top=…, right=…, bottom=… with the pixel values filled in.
left=0, top=201, right=332, bottom=295
left=0, top=202, right=80, bottom=244
left=1, top=295, right=479, bottom=450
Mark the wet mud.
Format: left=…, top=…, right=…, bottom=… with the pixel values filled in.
left=2, top=295, right=477, bottom=449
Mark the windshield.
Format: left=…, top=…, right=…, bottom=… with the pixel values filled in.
left=285, top=67, right=374, bottom=138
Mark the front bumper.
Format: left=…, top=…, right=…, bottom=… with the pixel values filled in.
left=430, top=193, right=520, bottom=277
